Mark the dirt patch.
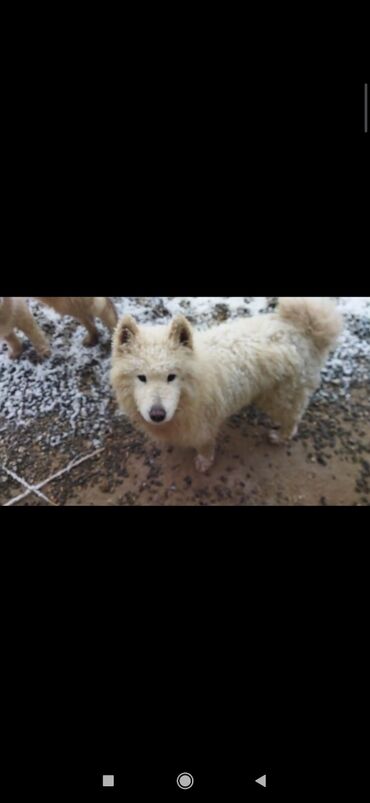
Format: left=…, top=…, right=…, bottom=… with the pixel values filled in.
left=2, top=388, right=369, bottom=506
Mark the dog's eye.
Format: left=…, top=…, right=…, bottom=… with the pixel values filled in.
left=167, top=374, right=177, bottom=383
left=138, top=375, right=147, bottom=383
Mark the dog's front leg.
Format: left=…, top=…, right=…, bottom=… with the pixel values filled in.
left=5, top=332, right=23, bottom=359
left=195, top=443, right=216, bottom=473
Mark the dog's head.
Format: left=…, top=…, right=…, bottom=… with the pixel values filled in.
left=111, top=314, right=195, bottom=426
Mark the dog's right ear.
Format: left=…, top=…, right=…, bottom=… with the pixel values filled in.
left=169, top=315, right=194, bottom=349
left=115, top=315, right=139, bottom=347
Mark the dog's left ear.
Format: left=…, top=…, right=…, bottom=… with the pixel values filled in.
left=169, top=315, right=194, bottom=349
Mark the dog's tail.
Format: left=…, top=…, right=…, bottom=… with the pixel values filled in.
left=277, top=297, right=343, bottom=352
left=92, top=297, right=118, bottom=331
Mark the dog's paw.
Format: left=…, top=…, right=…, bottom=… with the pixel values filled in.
left=83, top=332, right=99, bottom=347
left=268, top=429, right=281, bottom=445
left=195, top=454, right=215, bottom=473
left=268, top=425, right=299, bottom=445
left=37, top=345, right=51, bottom=359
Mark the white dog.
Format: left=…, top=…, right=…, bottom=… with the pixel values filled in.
left=111, top=298, right=343, bottom=472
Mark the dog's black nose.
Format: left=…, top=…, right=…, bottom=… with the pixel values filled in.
left=150, top=406, right=167, bottom=423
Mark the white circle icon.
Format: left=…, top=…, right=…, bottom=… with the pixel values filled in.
left=177, top=772, right=194, bottom=789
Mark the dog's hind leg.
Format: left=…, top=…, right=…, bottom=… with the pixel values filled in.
left=94, top=298, right=118, bottom=332
left=267, top=388, right=312, bottom=444
left=76, top=315, right=100, bottom=346
left=78, top=299, right=117, bottom=345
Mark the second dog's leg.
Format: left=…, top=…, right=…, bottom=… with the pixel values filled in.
left=97, top=298, right=118, bottom=332
left=5, top=332, right=23, bottom=359
left=18, top=306, right=50, bottom=357
left=77, top=316, right=99, bottom=346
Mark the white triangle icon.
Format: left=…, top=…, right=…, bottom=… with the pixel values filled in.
left=255, top=775, right=267, bottom=787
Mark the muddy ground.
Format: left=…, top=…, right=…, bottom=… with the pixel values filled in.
left=1, top=387, right=369, bottom=506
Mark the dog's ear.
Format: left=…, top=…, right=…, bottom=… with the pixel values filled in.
left=169, top=315, right=194, bottom=349
left=116, top=315, right=139, bottom=347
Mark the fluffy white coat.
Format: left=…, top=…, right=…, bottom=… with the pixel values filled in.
left=111, top=297, right=343, bottom=471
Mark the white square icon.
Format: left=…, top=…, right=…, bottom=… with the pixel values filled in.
left=103, top=775, right=115, bottom=787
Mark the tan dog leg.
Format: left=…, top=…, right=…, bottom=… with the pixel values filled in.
left=18, top=304, right=51, bottom=357
left=77, top=315, right=99, bottom=346
left=96, top=297, right=118, bottom=332
left=1, top=299, right=50, bottom=359
left=5, top=332, right=24, bottom=359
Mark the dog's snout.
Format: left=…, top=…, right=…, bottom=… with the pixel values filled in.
left=150, top=405, right=167, bottom=423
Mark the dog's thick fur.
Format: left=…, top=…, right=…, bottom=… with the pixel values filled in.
left=111, top=298, right=343, bottom=472
left=35, top=297, right=118, bottom=345
left=0, top=296, right=50, bottom=359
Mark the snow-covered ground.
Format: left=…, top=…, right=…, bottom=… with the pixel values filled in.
left=0, top=297, right=369, bottom=450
